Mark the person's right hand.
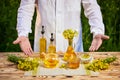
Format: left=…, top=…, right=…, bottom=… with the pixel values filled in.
left=13, top=36, right=33, bottom=56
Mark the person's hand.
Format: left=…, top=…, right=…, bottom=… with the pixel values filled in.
left=13, top=36, right=33, bottom=56
left=89, top=34, right=109, bottom=52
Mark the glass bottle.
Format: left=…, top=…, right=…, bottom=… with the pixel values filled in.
left=47, top=33, right=56, bottom=53
left=63, top=39, right=77, bottom=62
left=40, top=26, right=46, bottom=59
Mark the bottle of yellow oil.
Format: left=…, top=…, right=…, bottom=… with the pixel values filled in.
left=44, top=33, right=59, bottom=68
left=47, top=33, right=56, bottom=53
left=40, top=26, right=46, bottom=59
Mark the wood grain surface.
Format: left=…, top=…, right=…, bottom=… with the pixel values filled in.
left=0, top=52, right=120, bottom=80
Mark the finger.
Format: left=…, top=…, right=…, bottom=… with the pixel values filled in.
left=20, top=44, right=29, bottom=56
left=27, top=48, right=33, bottom=56
left=95, top=41, right=102, bottom=51
left=27, top=43, right=33, bottom=55
left=23, top=48, right=30, bottom=56
left=22, top=48, right=33, bottom=56
left=89, top=47, right=92, bottom=52
left=25, top=45, right=33, bottom=56
left=13, top=38, right=21, bottom=44
left=26, top=48, right=32, bottom=56
left=21, top=47, right=27, bottom=55
left=89, top=46, right=96, bottom=52
left=89, top=46, right=92, bottom=52
left=29, top=47, right=34, bottom=54
left=89, top=47, right=94, bottom=52
left=95, top=44, right=100, bottom=51
left=89, top=44, right=96, bottom=52
left=101, top=35, right=110, bottom=40
left=92, top=38, right=102, bottom=51
left=89, top=39, right=96, bottom=52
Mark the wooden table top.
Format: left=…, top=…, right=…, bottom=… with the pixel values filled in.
left=0, top=52, right=120, bottom=80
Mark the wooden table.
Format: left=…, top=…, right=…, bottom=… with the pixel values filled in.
left=0, top=52, right=120, bottom=80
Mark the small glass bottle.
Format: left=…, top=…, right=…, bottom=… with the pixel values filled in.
left=47, top=33, right=56, bottom=53
left=40, top=26, right=46, bottom=59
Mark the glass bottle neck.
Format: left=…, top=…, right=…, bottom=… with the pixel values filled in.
left=68, top=39, right=73, bottom=46
left=50, top=41, right=54, bottom=45
left=41, top=34, right=45, bottom=37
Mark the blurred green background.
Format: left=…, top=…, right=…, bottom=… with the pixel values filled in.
left=0, top=0, right=120, bottom=52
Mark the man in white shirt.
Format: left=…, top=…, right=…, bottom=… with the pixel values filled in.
left=13, top=0, right=109, bottom=55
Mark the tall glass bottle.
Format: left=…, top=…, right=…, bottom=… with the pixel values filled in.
left=40, top=26, right=46, bottom=59
left=47, top=33, right=56, bottom=53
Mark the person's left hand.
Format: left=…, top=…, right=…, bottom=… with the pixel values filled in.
left=89, top=34, right=109, bottom=52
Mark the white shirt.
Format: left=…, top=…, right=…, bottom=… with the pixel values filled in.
left=17, top=0, right=105, bottom=52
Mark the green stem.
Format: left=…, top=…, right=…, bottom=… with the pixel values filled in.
left=68, top=39, right=73, bottom=46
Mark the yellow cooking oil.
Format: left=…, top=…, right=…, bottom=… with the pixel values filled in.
left=47, top=33, right=56, bottom=53
left=40, top=37, right=46, bottom=53
left=67, top=57, right=80, bottom=69
left=63, top=46, right=77, bottom=61
left=40, top=26, right=46, bottom=60
left=44, top=53, right=59, bottom=68
left=47, top=44, right=56, bottom=53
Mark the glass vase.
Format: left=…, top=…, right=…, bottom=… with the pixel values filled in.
left=63, top=39, right=77, bottom=61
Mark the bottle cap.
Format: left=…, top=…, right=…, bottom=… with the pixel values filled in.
left=50, top=33, right=54, bottom=42
left=41, top=26, right=45, bottom=34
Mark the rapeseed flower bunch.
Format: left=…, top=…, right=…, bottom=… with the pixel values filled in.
left=63, top=29, right=78, bottom=39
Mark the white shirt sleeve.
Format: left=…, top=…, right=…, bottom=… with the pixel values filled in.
left=17, top=0, right=36, bottom=37
left=82, top=0, right=105, bottom=38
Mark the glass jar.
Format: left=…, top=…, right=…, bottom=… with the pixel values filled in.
left=44, top=53, right=59, bottom=68
left=67, top=57, right=80, bottom=69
